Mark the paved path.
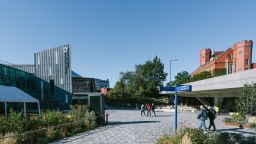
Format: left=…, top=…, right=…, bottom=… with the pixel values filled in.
left=54, top=109, right=256, bottom=144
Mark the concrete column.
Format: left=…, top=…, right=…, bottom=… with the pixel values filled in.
left=24, top=102, right=27, bottom=117
left=214, top=97, right=224, bottom=108
left=5, top=102, right=7, bottom=117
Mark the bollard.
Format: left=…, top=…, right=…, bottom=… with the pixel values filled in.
left=105, top=113, right=110, bottom=125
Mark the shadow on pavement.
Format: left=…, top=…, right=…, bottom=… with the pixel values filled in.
left=155, top=115, right=172, bottom=117
left=217, top=128, right=256, bottom=136
left=109, top=120, right=160, bottom=125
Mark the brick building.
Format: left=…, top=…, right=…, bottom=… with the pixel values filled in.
left=192, top=40, right=255, bottom=76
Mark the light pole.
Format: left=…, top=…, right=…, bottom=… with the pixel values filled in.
left=170, top=59, right=178, bottom=83
left=170, top=59, right=178, bottom=131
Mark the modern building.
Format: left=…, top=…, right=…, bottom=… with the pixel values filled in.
left=192, top=40, right=254, bottom=76
left=1, top=44, right=107, bottom=116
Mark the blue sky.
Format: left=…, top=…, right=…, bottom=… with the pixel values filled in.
left=0, top=0, right=256, bottom=87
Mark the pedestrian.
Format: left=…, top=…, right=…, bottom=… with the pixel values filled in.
left=141, top=104, right=146, bottom=116
left=151, top=103, right=156, bottom=117
left=147, top=103, right=151, bottom=117
left=207, top=105, right=217, bottom=131
left=136, top=103, right=139, bottom=110
left=197, top=105, right=207, bottom=131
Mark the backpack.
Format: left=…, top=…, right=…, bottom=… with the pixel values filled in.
left=197, top=109, right=207, bottom=120
left=141, top=105, right=145, bottom=110
left=202, top=110, right=207, bottom=119
left=210, top=108, right=217, bottom=118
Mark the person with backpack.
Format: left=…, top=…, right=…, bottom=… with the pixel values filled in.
left=151, top=103, right=156, bottom=117
left=197, top=105, right=207, bottom=131
left=207, top=105, right=216, bottom=131
left=141, top=104, right=146, bottom=116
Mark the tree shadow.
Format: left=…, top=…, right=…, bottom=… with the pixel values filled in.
left=109, top=120, right=160, bottom=125
left=217, top=128, right=256, bottom=136
left=155, top=115, right=172, bottom=117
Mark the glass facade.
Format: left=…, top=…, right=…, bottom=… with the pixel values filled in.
left=95, top=79, right=109, bottom=90
left=0, top=64, right=71, bottom=109
left=72, top=77, right=96, bottom=93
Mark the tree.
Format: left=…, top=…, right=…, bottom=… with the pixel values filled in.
left=109, top=56, right=167, bottom=99
left=135, top=56, right=167, bottom=97
left=190, top=71, right=212, bottom=82
left=236, top=83, right=256, bottom=116
left=168, top=71, right=191, bottom=86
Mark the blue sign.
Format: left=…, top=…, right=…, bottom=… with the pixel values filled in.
left=157, top=86, right=175, bottom=92
left=157, top=84, right=192, bottom=132
left=176, top=85, right=192, bottom=91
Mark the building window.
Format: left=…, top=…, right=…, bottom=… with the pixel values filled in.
left=238, top=51, right=243, bottom=55
left=245, top=59, right=249, bottom=65
left=55, top=51, right=58, bottom=64
left=49, top=67, right=52, bottom=76
left=228, top=53, right=232, bottom=60
left=37, top=55, right=40, bottom=65
left=60, top=78, right=63, bottom=85
left=50, top=79, right=54, bottom=95
left=65, top=95, right=68, bottom=104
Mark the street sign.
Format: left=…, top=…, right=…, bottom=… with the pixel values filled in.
left=176, top=85, right=192, bottom=91
left=157, top=86, right=175, bottom=92
left=157, top=85, right=192, bottom=132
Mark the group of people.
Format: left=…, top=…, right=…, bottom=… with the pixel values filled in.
left=197, top=105, right=217, bottom=131
left=140, top=103, right=156, bottom=117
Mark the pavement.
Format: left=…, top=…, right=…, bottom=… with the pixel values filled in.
left=54, top=109, right=256, bottom=144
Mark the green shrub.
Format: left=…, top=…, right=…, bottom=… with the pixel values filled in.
left=158, top=128, right=256, bottom=144
left=0, top=133, right=17, bottom=144
left=0, top=105, right=98, bottom=144
left=248, top=122, right=256, bottom=128
left=224, top=114, right=247, bottom=124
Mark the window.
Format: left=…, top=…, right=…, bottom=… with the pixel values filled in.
left=228, top=53, right=232, bottom=60
left=37, top=55, right=40, bottom=65
left=238, top=51, right=243, bottom=55
left=50, top=79, right=54, bottom=95
left=245, top=59, right=249, bottom=65
left=55, top=51, right=58, bottom=64
left=49, top=67, right=52, bottom=76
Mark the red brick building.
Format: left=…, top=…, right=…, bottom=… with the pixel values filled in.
left=192, top=40, right=254, bottom=76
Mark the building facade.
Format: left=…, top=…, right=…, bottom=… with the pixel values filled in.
left=192, top=40, right=254, bottom=76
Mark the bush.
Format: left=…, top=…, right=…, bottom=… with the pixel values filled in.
left=224, top=114, right=247, bottom=124
left=0, top=105, right=97, bottom=144
left=158, top=128, right=256, bottom=144
left=0, top=133, right=17, bottom=144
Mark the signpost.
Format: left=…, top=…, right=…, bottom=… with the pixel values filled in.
left=158, top=85, right=192, bottom=131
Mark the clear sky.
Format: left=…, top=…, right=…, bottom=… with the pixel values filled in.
left=1, top=0, right=256, bottom=87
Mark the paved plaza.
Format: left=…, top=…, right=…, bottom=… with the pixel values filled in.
left=54, top=109, right=256, bottom=144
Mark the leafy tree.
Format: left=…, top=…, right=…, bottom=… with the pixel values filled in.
left=190, top=71, right=212, bottom=82
left=108, top=56, right=167, bottom=100
left=167, top=71, right=191, bottom=86
left=236, top=83, right=256, bottom=116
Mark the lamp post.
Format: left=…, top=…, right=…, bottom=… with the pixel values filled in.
left=170, top=59, right=178, bottom=83
left=170, top=59, right=178, bottom=131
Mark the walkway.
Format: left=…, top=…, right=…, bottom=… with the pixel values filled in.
left=54, top=109, right=256, bottom=144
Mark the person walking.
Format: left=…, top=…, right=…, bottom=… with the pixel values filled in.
left=208, top=105, right=217, bottom=131
left=141, top=104, right=146, bottom=116
left=147, top=103, right=151, bottom=117
left=151, top=103, right=156, bottom=117
left=197, top=105, right=207, bottom=131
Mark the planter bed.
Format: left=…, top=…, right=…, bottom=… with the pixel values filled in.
left=224, top=122, right=252, bottom=129
left=224, top=122, right=243, bottom=128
